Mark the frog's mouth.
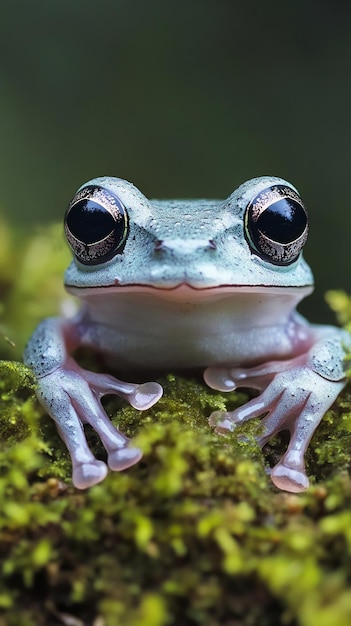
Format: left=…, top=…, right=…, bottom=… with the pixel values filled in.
left=67, top=282, right=314, bottom=302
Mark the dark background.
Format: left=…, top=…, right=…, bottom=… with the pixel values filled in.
left=1, top=0, right=350, bottom=321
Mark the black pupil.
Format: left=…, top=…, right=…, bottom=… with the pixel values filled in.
left=67, top=200, right=115, bottom=244
left=256, top=198, right=307, bottom=244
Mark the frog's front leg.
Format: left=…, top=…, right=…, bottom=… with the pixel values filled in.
left=24, top=317, right=163, bottom=489
left=205, top=329, right=349, bottom=493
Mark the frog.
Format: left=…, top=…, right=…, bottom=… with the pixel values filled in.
left=23, top=175, right=350, bottom=492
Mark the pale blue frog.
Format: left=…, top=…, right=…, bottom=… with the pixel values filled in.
left=24, top=176, right=350, bottom=492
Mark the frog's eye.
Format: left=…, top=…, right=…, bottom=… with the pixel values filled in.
left=244, top=184, right=308, bottom=266
left=64, top=185, right=128, bottom=265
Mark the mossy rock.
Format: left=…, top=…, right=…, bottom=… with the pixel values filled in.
left=0, top=223, right=351, bottom=625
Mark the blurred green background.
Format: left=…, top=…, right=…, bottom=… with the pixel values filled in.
left=1, top=0, right=350, bottom=321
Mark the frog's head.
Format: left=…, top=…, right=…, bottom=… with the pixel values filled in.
left=64, top=176, right=313, bottom=296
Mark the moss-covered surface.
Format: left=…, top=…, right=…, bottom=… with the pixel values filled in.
left=1, top=224, right=351, bottom=625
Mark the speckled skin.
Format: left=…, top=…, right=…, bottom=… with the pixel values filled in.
left=24, top=176, right=350, bottom=492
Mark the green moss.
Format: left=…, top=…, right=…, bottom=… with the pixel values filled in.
left=1, top=226, right=351, bottom=624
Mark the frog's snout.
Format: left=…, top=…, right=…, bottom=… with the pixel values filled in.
left=154, top=238, right=217, bottom=255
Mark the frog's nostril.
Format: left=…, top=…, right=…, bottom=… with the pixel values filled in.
left=154, top=239, right=216, bottom=253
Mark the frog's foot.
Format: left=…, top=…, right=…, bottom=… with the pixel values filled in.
left=209, top=394, right=310, bottom=492
left=37, top=361, right=163, bottom=488
left=208, top=365, right=345, bottom=493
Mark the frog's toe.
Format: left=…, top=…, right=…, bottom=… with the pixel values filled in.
left=270, top=462, right=309, bottom=493
left=72, top=460, right=108, bottom=490
left=108, top=446, right=142, bottom=471
left=208, top=411, right=236, bottom=433
left=204, top=367, right=236, bottom=392
left=129, top=382, right=163, bottom=410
